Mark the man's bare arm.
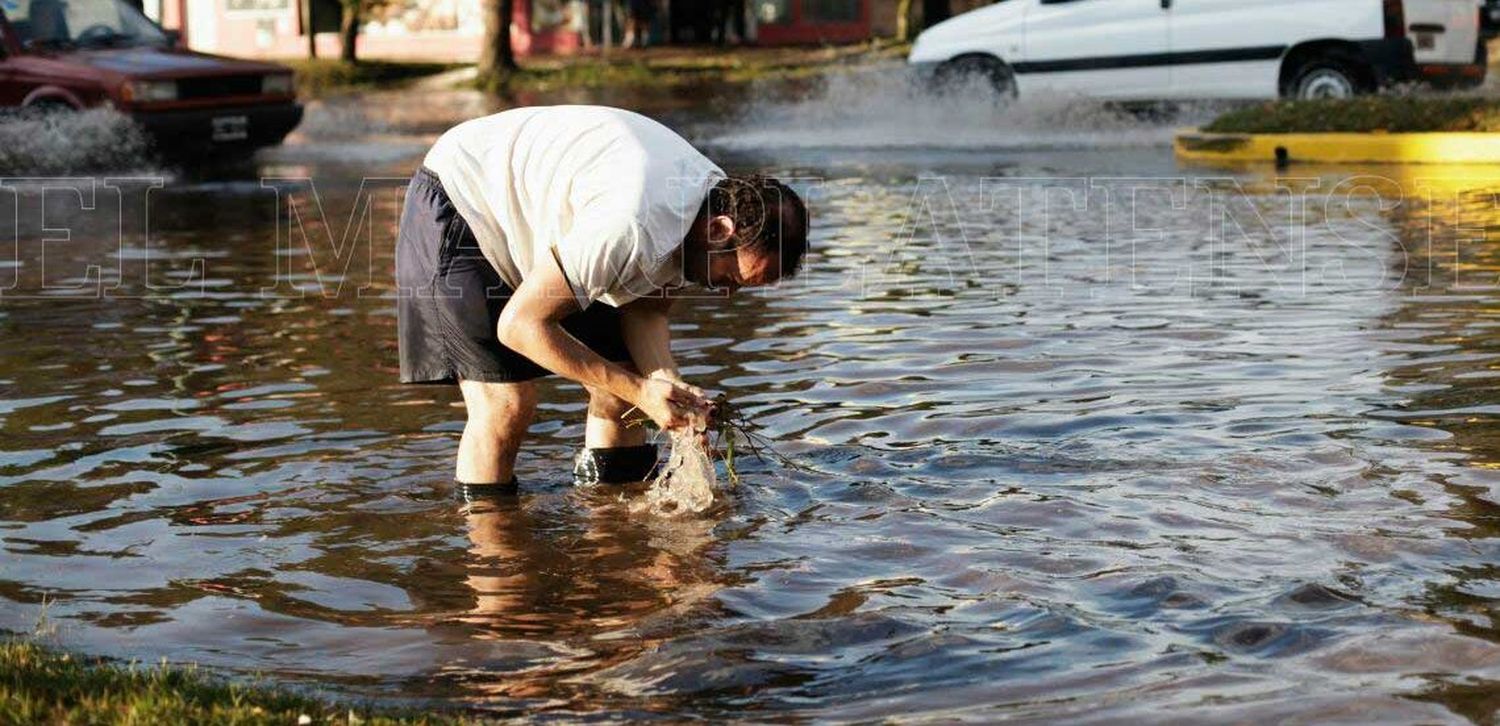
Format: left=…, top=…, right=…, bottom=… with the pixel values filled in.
left=620, top=294, right=679, bottom=382
left=496, top=253, right=706, bottom=430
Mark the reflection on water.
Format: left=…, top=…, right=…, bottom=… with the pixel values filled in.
left=8, top=85, right=1500, bottom=720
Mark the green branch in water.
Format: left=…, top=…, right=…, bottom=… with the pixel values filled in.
left=706, top=394, right=809, bottom=484
left=619, top=394, right=807, bottom=484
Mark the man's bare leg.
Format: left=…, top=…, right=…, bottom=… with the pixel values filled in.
left=457, top=379, right=538, bottom=484
left=585, top=386, right=648, bottom=448
left=574, top=385, right=657, bottom=484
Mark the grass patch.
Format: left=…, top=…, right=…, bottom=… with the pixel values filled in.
left=0, top=639, right=462, bottom=724
left=1203, top=96, right=1500, bottom=134
left=278, top=42, right=908, bottom=96
left=475, top=41, right=908, bottom=93
left=285, top=59, right=462, bottom=97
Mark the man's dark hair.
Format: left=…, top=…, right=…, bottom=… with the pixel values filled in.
left=707, top=174, right=809, bottom=279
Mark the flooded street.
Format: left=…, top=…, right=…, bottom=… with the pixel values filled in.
left=6, top=72, right=1500, bottom=720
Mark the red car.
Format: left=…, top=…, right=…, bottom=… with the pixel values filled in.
left=0, top=0, right=302, bottom=154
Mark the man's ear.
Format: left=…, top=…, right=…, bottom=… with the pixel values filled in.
left=708, top=214, right=737, bottom=246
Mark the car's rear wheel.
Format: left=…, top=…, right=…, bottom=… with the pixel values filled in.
left=933, top=55, right=1017, bottom=99
left=1287, top=54, right=1371, bottom=99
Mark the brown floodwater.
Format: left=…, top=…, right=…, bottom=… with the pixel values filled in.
left=5, top=73, right=1500, bottom=721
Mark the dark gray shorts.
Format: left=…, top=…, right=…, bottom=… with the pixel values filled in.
left=395, top=167, right=630, bottom=384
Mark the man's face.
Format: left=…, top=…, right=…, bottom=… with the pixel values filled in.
left=706, top=246, right=777, bottom=294
left=690, top=213, right=779, bottom=294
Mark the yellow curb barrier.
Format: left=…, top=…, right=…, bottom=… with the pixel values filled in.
left=1174, top=128, right=1500, bottom=165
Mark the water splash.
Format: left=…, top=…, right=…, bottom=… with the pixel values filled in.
left=708, top=62, right=1228, bottom=152
left=0, top=107, right=157, bottom=175
left=634, top=428, right=718, bottom=517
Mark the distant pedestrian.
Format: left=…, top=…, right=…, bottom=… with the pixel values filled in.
left=716, top=0, right=747, bottom=44
left=569, top=0, right=591, bottom=49
left=623, top=0, right=656, bottom=48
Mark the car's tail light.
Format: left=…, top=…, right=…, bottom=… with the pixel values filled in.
left=121, top=79, right=178, bottom=103
left=261, top=74, right=294, bottom=96
left=1384, top=0, right=1406, bottom=38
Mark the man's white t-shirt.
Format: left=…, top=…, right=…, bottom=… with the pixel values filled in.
left=422, top=105, right=725, bottom=309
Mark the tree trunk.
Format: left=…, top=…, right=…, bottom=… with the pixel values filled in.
left=921, top=0, right=950, bottom=29
left=601, top=0, right=612, bottom=54
left=895, top=0, right=912, bottom=41
left=480, top=0, right=518, bottom=75
left=339, top=2, right=359, bottom=63
left=304, top=0, right=317, bottom=58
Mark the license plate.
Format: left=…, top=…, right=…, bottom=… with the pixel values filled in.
left=211, top=115, right=248, bottom=142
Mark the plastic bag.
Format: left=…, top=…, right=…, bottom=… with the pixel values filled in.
left=633, top=427, right=717, bottom=517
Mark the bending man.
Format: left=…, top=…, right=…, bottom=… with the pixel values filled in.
left=395, top=105, right=809, bottom=492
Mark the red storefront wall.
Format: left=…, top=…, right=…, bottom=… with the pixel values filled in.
left=755, top=0, right=873, bottom=45
left=512, top=0, right=582, bottom=55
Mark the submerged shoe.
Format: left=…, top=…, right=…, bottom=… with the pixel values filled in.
left=457, top=477, right=519, bottom=502
left=573, top=444, right=660, bottom=486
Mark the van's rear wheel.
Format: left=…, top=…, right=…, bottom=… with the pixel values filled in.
left=933, top=55, right=1017, bottom=99
left=1287, top=54, right=1371, bottom=99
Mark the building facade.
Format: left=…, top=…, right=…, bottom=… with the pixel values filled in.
left=150, top=0, right=979, bottom=61
left=148, top=0, right=581, bottom=61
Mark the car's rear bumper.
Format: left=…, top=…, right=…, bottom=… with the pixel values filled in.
left=1417, top=62, right=1488, bottom=88
left=130, top=101, right=303, bottom=153
left=1356, top=37, right=1487, bottom=89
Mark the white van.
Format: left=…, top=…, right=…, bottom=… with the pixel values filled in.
left=909, top=0, right=1486, bottom=100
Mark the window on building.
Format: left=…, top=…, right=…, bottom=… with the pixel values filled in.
left=367, top=0, right=459, bottom=35
left=805, top=0, right=858, bottom=22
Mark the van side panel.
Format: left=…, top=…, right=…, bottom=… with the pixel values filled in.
left=907, top=0, right=1476, bottom=100
left=1018, top=0, right=1172, bottom=100
left=1168, top=0, right=1382, bottom=98
left=1167, top=60, right=1283, bottom=99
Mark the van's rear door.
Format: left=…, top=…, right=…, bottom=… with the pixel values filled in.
left=1406, top=0, right=1483, bottom=64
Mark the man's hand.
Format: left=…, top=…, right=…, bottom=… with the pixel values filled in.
left=649, top=370, right=710, bottom=400
left=646, top=373, right=716, bottom=447
left=635, top=377, right=711, bottom=432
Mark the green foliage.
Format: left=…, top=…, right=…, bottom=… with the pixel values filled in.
left=478, top=61, right=661, bottom=93
left=475, top=41, right=910, bottom=94
left=1203, top=96, right=1500, bottom=134
left=620, top=394, right=805, bottom=485
left=0, top=640, right=464, bottom=725
left=282, top=42, right=911, bottom=97
left=707, top=394, right=807, bottom=485
left=285, top=60, right=461, bottom=97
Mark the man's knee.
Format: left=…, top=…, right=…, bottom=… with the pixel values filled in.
left=587, top=387, right=634, bottom=421
left=462, top=381, right=537, bottom=435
